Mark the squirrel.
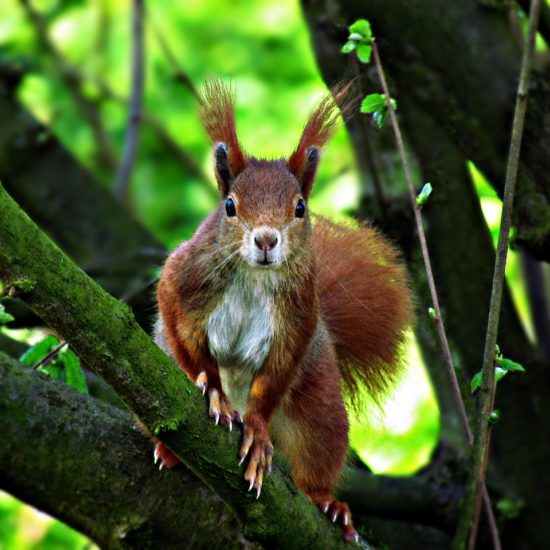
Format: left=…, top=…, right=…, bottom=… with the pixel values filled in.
left=153, top=80, right=414, bottom=542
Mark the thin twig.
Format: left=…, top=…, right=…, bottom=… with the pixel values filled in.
left=19, top=0, right=117, bottom=172
left=82, top=72, right=217, bottom=198
left=352, top=55, right=388, bottom=219
left=32, top=341, right=68, bottom=370
left=115, top=0, right=145, bottom=200
left=454, top=1, right=541, bottom=549
left=150, top=19, right=200, bottom=101
left=370, top=40, right=501, bottom=549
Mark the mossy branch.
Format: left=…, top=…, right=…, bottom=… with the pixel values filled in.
left=453, top=1, right=542, bottom=548
left=0, top=182, right=356, bottom=549
left=0, top=352, right=246, bottom=550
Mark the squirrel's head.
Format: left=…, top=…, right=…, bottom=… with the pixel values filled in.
left=199, top=79, right=351, bottom=269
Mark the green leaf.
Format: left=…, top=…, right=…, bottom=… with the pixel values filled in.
left=349, top=19, right=372, bottom=41
left=428, top=307, right=436, bottom=320
left=341, top=41, right=357, bottom=54
left=356, top=44, right=372, bottom=63
left=372, top=110, right=388, bottom=128
left=348, top=33, right=363, bottom=42
left=360, top=93, right=385, bottom=114
left=416, top=182, right=433, bottom=206
left=488, top=410, right=500, bottom=424
left=496, top=498, right=524, bottom=520
left=0, top=303, right=14, bottom=324
left=19, top=335, right=60, bottom=366
left=496, top=357, right=525, bottom=372
left=495, top=366, right=508, bottom=383
left=61, top=347, right=89, bottom=394
left=471, top=371, right=482, bottom=393
left=19, top=336, right=88, bottom=394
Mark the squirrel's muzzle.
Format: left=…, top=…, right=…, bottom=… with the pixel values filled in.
left=249, top=226, right=282, bottom=266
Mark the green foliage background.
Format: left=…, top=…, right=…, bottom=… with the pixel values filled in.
left=0, top=0, right=534, bottom=547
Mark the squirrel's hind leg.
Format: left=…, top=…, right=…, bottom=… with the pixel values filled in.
left=274, top=355, right=359, bottom=542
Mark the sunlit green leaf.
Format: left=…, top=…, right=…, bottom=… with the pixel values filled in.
left=471, top=371, right=482, bottom=393
left=360, top=93, right=385, bottom=113
left=495, top=366, right=508, bottom=382
left=496, top=357, right=525, bottom=372
left=341, top=41, right=357, bottom=54
left=62, top=347, right=89, bottom=394
left=416, top=183, right=433, bottom=206
left=19, top=335, right=60, bottom=366
left=356, top=44, right=372, bottom=63
left=19, top=336, right=88, bottom=393
left=349, top=19, right=372, bottom=41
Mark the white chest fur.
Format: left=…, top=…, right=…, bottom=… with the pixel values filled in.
left=207, top=271, right=276, bottom=376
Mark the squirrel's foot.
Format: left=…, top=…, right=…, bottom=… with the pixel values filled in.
left=239, top=414, right=273, bottom=499
left=153, top=442, right=180, bottom=470
left=208, top=388, right=241, bottom=429
left=195, top=371, right=242, bottom=430
left=314, top=497, right=359, bottom=543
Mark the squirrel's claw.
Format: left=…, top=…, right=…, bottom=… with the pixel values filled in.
left=195, top=371, right=208, bottom=395
left=153, top=442, right=180, bottom=470
left=208, top=388, right=238, bottom=429
left=317, top=499, right=357, bottom=542
left=240, top=418, right=273, bottom=499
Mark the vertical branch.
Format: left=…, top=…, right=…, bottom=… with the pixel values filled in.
left=351, top=56, right=388, bottom=219
left=150, top=19, right=200, bottom=101
left=454, top=1, right=541, bottom=548
left=115, top=0, right=145, bottom=201
left=20, top=0, right=117, bottom=173
left=370, top=40, right=501, bottom=549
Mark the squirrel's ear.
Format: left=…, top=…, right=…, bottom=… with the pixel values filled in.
left=287, top=82, right=354, bottom=199
left=200, top=80, right=247, bottom=197
left=214, top=142, right=231, bottom=194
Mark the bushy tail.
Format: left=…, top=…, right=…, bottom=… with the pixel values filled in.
left=312, top=217, right=414, bottom=404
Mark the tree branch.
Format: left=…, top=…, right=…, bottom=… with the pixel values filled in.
left=19, top=0, right=117, bottom=173
left=0, top=78, right=164, bottom=327
left=115, top=0, right=145, bottom=200
left=0, top=352, right=251, bottom=549
left=454, top=2, right=542, bottom=548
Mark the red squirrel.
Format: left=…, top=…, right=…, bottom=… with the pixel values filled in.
left=153, top=80, right=413, bottom=542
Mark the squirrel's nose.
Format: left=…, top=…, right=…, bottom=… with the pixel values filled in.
left=253, top=229, right=279, bottom=251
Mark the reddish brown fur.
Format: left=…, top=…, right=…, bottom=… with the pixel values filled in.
left=155, top=80, right=413, bottom=542
left=287, top=82, right=355, bottom=197
left=313, top=218, right=414, bottom=403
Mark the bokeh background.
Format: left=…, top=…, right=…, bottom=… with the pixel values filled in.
left=0, top=0, right=537, bottom=547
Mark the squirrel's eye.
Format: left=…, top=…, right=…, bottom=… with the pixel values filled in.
left=225, top=198, right=236, bottom=217
left=295, top=199, right=305, bottom=218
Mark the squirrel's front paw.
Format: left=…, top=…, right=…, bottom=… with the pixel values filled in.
left=239, top=414, right=273, bottom=499
left=195, top=371, right=242, bottom=430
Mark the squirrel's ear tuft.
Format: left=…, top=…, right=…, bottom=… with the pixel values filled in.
left=287, top=81, right=355, bottom=198
left=200, top=79, right=247, bottom=196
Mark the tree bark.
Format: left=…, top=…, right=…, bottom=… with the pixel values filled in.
left=0, top=352, right=249, bottom=550
left=0, top=75, right=165, bottom=329
left=302, top=0, right=550, bottom=262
